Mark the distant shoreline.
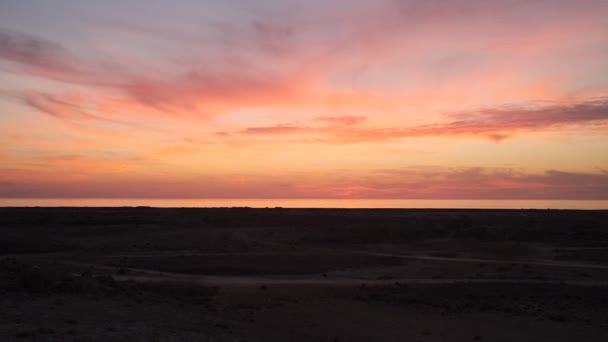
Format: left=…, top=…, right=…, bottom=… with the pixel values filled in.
left=1, top=198, right=608, bottom=210
left=1, top=207, right=608, bottom=211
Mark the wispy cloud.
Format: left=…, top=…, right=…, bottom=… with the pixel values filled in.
left=121, top=69, right=310, bottom=117
left=362, top=167, right=608, bottom=200
left=314, top=116, right=366, bottom=126
left=0, top=27, right=317, bottom=118
left=241, top=125, right=311, bottom=135
left=0, top=27, right=82, bottom=74
left=22, top=92, right=111, bottom=122
left=2, top=166, right=607, bottom=199
left=240, top=98, right=608, bottom=142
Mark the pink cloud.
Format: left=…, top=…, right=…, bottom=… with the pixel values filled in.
left=1, top=167, right=607, bottom=200
left=22, top=92, right=110, bottom=122
left=241, top=125, right=311, bottom=135
left=314, top=116, right=366, bottom=126
left=0, top=27, right=117, bottom=86
left=121, top=69, right=310, bottom=117
left=0, top=27, right=83, bottom=75
left=0, top=27, right=318, bottom=118
left=240, top=98, right=608, bottom=142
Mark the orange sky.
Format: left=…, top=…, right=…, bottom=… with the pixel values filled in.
left=1, top=0, right=608, bottom=199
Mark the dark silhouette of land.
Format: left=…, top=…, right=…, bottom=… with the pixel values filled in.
left=2, top=207, right=608, bottom=341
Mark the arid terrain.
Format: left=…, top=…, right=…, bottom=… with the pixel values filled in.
left=2, top=207, right=608, bottom=341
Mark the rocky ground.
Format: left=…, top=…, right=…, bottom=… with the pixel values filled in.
left=1, top=207, right=608, bottom=341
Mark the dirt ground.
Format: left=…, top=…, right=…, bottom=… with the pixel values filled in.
left=1, top=207, right=608, bottom=341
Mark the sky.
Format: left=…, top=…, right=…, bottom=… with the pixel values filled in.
left=1, top=0, right=607, bottom=199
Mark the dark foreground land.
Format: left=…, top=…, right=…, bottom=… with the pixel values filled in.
left=2, top=207, right=608, bottom=341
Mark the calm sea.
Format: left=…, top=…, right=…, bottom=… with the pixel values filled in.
left=0, top=198, right=607, bottom=209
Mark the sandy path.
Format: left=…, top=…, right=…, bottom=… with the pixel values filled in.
left=112, top=273, right=608, bottom=287
left=74, top=249, right=608, bottom=270
left=346, top=250, right=608, bottom=270
left=10, top=245, right=608, bottom=288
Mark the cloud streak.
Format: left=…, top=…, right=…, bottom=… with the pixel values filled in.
left=22, top=92, right=111, bottom=122
left=121, top=69, right=311, bottom=117
left=0, top=27, right=82, bottom=74
left=240, top=98, right=608, bottom=142
left=1, top=167, right=607, bottom=199
left=0, top=27, right=318, bottom=118
left=315, top=116, right=366, bottom=126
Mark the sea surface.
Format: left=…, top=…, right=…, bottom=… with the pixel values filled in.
left=1, top=198, right=607, bottom=209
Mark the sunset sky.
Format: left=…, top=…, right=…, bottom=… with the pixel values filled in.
left=1, top=0, right=608, bottom=199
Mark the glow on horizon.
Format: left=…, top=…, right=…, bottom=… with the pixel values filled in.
left=1, top=0, right=608, bottom=199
